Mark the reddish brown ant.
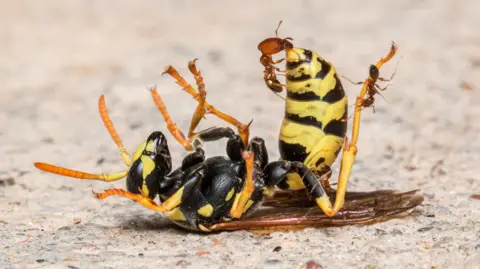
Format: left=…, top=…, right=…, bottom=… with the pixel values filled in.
left=343, top=42, right=399, bottom=113
left=257, top=21, right=293, bottom=94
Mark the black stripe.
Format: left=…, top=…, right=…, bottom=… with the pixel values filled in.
left=294, top=165, right=326, bottom=198
left=303, top=50, right=313, bottom=61
left=285, top=113, right=323, bottom=129
left=315, top=57, right=332, bottom=80
left=286, top=90, right=321, bottom=101
left=323, top=109, right=348, bottom=137
left=279, top=140, right=308, bottom=163
left=285, top=49, right=313, bottom=70
left=286, top=61, right=304, bottom=70
left=315, top=157, right=326, bottom=167
left=322, top=75, right=345, bottom=104
left=323, top=119, right=347, bottom=137
left=286, top=73, right=311, bottom=82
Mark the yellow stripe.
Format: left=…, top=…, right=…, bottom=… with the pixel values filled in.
left=145, top=140, right=155, bottom=153
left=304, top=135, right=344, bottom=168
left=279, top=119, right=325, bottom=152
left=141, top=156, right=155, bottom=179
left=132, top=141, right=146, bottom=162
left=286, top=49, right=337, bottom=98
left=243, top=199, right=255, bottom=213
left=161, top=186, right=184, bottom=210
left=166, top=207, right=186, bottom=221
left=225, top=188, right=235, bottom=201
left=197, top=204, right=214, bottom=217
left=285, top=96, right=346, bottom=121
left=285, top=173, right=305, bottom=190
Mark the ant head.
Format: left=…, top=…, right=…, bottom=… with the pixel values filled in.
left=258, top=20, right=293, bottom=55
left=369, top=64, right=380, bottom=80
left=126, top=131, right=173, bottom=199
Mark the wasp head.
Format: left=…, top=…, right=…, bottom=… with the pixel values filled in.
left=126, top=131, right=173, bottom=199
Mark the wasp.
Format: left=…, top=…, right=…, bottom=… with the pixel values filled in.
left=257, top=23, right=419, bottom=218
left=34, top=59, right=422, bottom=232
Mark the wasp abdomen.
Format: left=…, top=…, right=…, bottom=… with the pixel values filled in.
left=279, top=48, right=347, bottom=170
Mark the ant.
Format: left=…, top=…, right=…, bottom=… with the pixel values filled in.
left=257, top=21, right=293, bottom=94
left=343, top=42, right=399, bottom=113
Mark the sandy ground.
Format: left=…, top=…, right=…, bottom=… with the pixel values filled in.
left=1, top=1, right=480, bottom=268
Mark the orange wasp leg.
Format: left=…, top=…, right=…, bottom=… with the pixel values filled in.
left=34, top=95, right=133, bottom=182
left=323, top=42, right=398, bottom=216
left=162, top=61, right=252, bottom=147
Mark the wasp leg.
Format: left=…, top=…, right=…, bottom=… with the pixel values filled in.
left=326, top=44, right=399, bottom=216
left=187, top=60, right=253, bottom=146
left=162, top=63, right=252, bottom=146
left=180, top=146, right=205, bottom=170
left=230, top=151, right=256, bottom=219
left=150, top=86, right=194, bottom=151
left=185, top=59, right=207, bottom=137
left=375, top=42, right=398, bottom=70
left=98, top=95, right=132, bottom=167
left=34, top=163, right=128, bottom=181
left=264, top=160, right=336, bottom=215
left=209, top=189, right=423, bottom=231
left=34, top=95, right=131, bottom=182
left=95, top=188, right=168, bottom=212
left=247, top=136, right=269, bottom=169
left=98, top=164, right=214, bottom=217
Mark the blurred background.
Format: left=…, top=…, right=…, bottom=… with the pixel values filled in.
left=1, top=1, right=479, bottom=268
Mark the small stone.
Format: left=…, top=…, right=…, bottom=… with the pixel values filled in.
left=417, top=226, right=433, bottom=232
left=425, top=212, right=436, bottom=218
left=264, top=259, right=281, bottom=265
left=72, top=218, right=82, bottom=224
left=0, top=177, right=15, bottom=187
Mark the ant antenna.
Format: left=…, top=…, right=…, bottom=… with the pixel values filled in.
left=275, top=20, right=283, bottom=37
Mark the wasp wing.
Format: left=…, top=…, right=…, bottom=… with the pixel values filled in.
left=212, top=189, right=423, bottom=231
left=262, top=188, right=408, bottom=208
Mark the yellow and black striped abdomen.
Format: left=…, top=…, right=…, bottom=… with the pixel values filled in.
left=279, top=48, right=348, bottom=171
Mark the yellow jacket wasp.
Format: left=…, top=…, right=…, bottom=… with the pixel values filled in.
left=34, top=57, right=422, bottom=232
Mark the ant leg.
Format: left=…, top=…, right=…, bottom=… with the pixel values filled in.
left=162, top=63, right=252, bottom=146
left=34, top=95, right=131, bottom=182
left=341, top=75, right=364, bottom=85
left=273, top=58, right=285, bottom=65
left=149, top=86, right=194, bottom=151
